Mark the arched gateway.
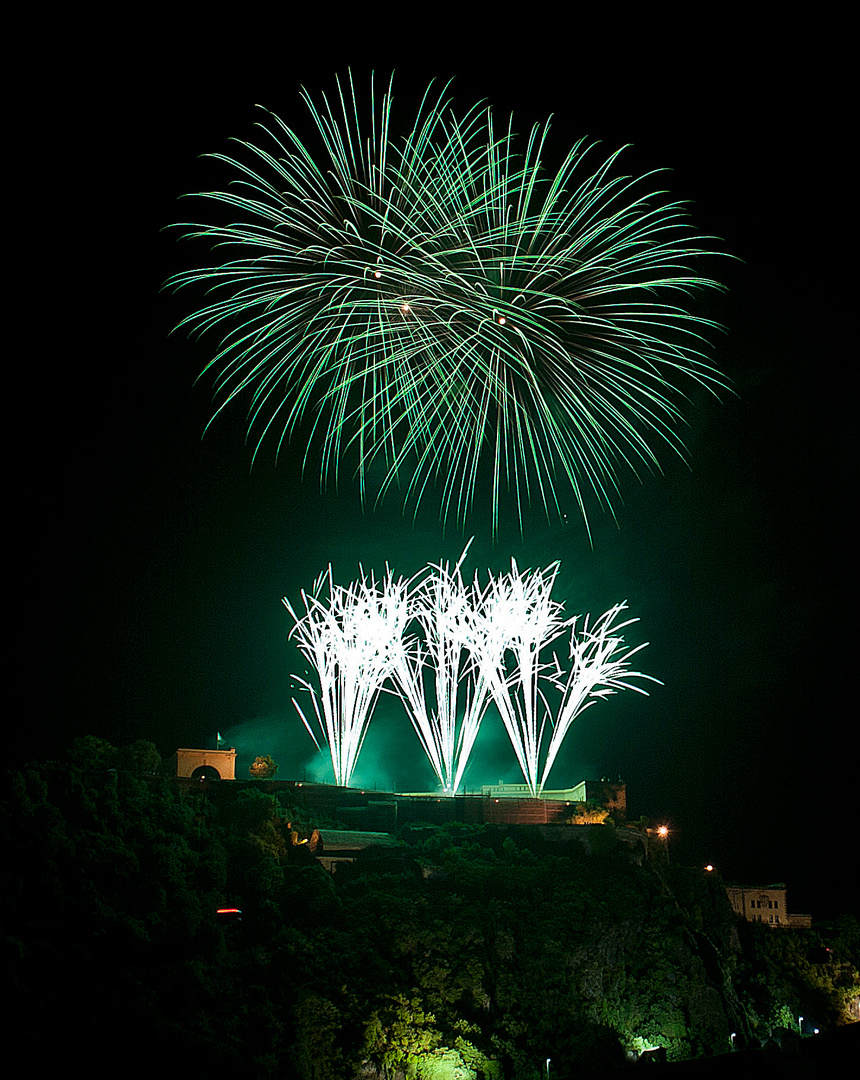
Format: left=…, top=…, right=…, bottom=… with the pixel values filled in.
left=173, top=747, right=237, bottom=780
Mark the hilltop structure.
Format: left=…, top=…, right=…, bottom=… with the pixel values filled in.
left=725, top=884, right=812, bottom=928
left=171, top=746, right=237, bottom=780
left=169, top=749, right=814, bottom=928
left=481, top=779, right=626, bottom=824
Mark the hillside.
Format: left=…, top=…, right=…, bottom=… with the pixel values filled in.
left=3, top=747, right=858, bottom=1078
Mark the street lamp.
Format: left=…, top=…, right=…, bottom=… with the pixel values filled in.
left=546, top=1057, right=551, bottom=1079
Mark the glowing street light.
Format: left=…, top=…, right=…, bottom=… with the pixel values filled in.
left=652, top=825, right=670, bottom=862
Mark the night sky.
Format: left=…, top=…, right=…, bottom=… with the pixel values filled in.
left=33, top=26, right=853, bottom=919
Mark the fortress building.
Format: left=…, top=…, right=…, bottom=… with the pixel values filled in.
left=724, top=884, right=812, bottom=928
left=481, top=779, right=626, bottom=820
left=171, top=746, right=237, bottom=781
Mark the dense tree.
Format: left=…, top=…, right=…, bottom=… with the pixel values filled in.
left=250, top=754, right=280, bottom=779
left=2, top=743, right=857, bottom=1078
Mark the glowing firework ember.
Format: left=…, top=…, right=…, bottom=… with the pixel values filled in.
left=169, top=73, right=728, bottom=535
left=284, top=552, right=657, bottom=793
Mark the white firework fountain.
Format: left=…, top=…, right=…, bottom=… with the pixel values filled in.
left=283, top=566, right=412, bottom=788
left=386, top=545, right=496, bottom=794
left=284, top=550, right=658, bottom=795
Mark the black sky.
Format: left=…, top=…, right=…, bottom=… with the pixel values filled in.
left=29, top=22, right=854, bottom=918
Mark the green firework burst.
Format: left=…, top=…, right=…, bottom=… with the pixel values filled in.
left=167, top=72, right=729, bottom=536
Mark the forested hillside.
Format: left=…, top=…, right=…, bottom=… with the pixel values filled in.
left=3, top=741, right=857, bottom=1078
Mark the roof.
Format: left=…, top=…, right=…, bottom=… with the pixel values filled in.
left=316, top=830, right=400, bottom=851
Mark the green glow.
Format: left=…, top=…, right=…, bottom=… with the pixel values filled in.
left=168, top=72, right=729, bottom=535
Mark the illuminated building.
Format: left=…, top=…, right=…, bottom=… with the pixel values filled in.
left=171, top=746, right=237, bottom=781
left=724, top=884, right=812, bottom=928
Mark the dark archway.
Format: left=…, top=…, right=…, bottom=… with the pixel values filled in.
left=190, top=765, right=221, bottom=781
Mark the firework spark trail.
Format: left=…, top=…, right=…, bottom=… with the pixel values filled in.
left=470, top=561, right=571, bottom=797
left=388, top=543, right=496, bottom=793
left=168, top=73, right=729, bottom=536
left=283, top=566, right=411, bottom=787
left=538, top=605, right=660, bottom=792
left=376, top=569, right=451, bottom=791
left=284, top=555, right=658, bottom=794
left=469, top=568, right=658, bottom=797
